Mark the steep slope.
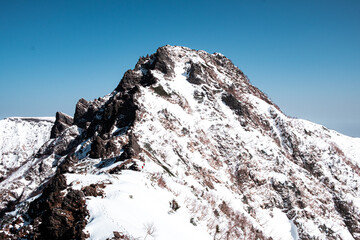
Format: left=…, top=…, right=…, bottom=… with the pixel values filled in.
left=0, top=117, right=54, bottom=214
left=0, top=117, right=55, bottom=180
left=1, top=46, right=359, bottom=240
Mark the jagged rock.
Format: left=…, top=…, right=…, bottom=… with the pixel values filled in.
left=35, top=189, right=88, bottom=240
left=26, top=173, right=88, bottom=240
left=89, top=136, right=106, bottom=159
left=152, top=45, right=175, bottom=76
left=74, top=98, right=90, bottom=127
left=51, top=112, right=73, bottom=138
left=28, top=174, right=67, bottom=218
left=81, top=183, right=105, bottom=197
left=221, top=92, right=250, bottom=117
left=187, top=61, right=205, bottom=85
left=116, top=70, right=142, bottom=92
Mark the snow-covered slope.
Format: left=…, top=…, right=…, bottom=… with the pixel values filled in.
left=1, top=46, right=359, bottom=240
left=0, top=117, right=54, bottom=210
left=0, top=117, right=54, bottom=180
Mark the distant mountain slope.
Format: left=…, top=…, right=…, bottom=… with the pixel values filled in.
left=0, top=117, right=54, bottom=211
left=1, top=46, right=359, bottom=240
left=0, top=117, right=54, bottom=181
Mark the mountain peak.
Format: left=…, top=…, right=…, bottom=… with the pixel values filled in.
left=1, top=46, right=360, bottom=240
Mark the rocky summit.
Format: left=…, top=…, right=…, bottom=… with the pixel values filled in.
left=1, top=46, right=360, bottom=240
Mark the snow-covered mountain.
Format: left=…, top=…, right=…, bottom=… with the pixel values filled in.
left=1, top=46, right=359, bottom=240
left=0, top=117, right=54, bottom=183
left=0, top=117, right=54, bottom=210
left=0, top=117, right=54, bottom=175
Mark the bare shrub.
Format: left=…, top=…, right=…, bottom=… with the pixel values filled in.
left=143, top=222, right=157, bottom=240
left=157, top=175, right=166, bottom=188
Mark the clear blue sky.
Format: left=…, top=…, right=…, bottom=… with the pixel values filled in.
left=1, top=0, right=359, bottom=137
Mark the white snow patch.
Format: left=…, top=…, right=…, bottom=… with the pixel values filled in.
left=69, top=171, right=212, bottom=240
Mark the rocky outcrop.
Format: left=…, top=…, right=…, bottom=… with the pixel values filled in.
left=221, top=92, right=250, bottom=118
left=25, top=166, right=88, bottom=240
left=187, top=61, right=205, bottom=85
left=51, top=112, right=73, bottom=138
left=81, top=183, right=105, bottom=197
left=74, top=98, right=91, bottom=128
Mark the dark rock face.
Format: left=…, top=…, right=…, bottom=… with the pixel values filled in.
left=116, top=70, right=142, bottom=91
left=153, top=46, right=175, bottom=76
left=74, top=98, right=90, bottom=128
left=28, top=174, right=88, bottom=240
left=37, top=190, right=88, bottom=240
left=89, top=136, right=120, bottom=159
left=0, top=200, right=18, bottom=220
left=187, top=62, right=205, bottom=85
left=51, top=112, right=74, bottom=138
left=116, top=134, right=141, bottom=162
left=81, top=183, right=105, bottom=197
left=221, top=92, right=250, bottom=117
left=89, top=136, right=107, bottom=159
left=74, top=97, right=105, bottom=129
left=114, top=95, right=138, bottom=130
left=115, top=46, right=175, bottom=92
left=28, top=174, right=66, bottom=218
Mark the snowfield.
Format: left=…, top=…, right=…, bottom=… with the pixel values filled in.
left=67, top=169, right=212, bottom=240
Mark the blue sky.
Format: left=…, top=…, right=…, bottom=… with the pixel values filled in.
left=0, top=0, right=359, bottom=137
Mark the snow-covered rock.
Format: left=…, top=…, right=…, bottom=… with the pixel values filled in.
left=1, top=46, right=359, bottom=240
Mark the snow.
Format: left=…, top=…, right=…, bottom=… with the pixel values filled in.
left=0, top=117, right=54, bottom=175
left=67, top=171, right=212, bottom=240
left=290, top=220, right=299, bottom=240
left=259, top=208, right=297, bottom=240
